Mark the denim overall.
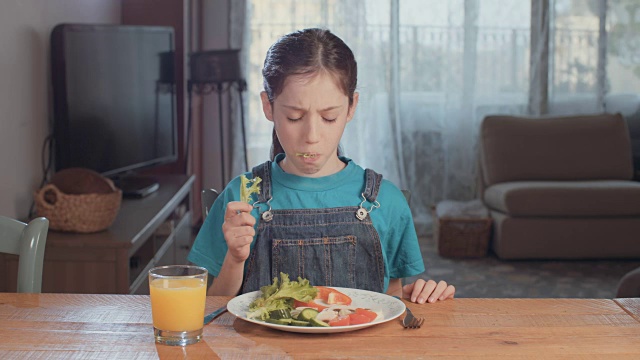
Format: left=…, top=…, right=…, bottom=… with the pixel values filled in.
left=241, top=161, right=386, bottom=294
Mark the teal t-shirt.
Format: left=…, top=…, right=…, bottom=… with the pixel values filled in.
left=188, top=154, right=425, bottom=292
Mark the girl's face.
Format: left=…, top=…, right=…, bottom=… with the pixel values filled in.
left=261, top=71, right=358, bottom=177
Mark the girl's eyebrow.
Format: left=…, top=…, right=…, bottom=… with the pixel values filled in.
left=282, top=104, right=343, bottom=112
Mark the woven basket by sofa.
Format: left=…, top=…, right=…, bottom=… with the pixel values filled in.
left=434, top=214, right=492, bottom=258
left=34, top=182, right=122, bottom=233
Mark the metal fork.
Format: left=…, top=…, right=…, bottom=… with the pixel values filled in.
left=402, top=306, right=424, bottom=329
left=394, top=296, right=424, bottom=329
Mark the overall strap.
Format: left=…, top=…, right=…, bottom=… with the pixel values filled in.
left=363, top=169, right=383, bottom=203
left=251, top=161, right=272, bottom=203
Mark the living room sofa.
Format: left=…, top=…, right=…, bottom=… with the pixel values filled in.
left=479, top=113, right=640, bottom=259
left=617, top=266, right=640, bottom=298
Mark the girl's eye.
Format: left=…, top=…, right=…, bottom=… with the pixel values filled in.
left=323, top=118, right=337, bottom=123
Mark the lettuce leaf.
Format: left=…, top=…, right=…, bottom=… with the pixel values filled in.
left=240, top=175, right=261, bottom=204
left=247, top=273, right=318, bottom=320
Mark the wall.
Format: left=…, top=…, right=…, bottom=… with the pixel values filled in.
left=0, top=0, right=121, bottom=220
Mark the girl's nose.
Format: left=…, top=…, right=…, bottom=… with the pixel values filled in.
left=304, top=118, right=320, bottom=143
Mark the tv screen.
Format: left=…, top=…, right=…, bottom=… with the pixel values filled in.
left=51, top=24, right=177, bottom=189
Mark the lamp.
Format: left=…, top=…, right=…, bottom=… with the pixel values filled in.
left=187, top=49, right=248, bottom=184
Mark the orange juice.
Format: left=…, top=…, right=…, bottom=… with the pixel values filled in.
left=150, top=277, right=206, bottom=331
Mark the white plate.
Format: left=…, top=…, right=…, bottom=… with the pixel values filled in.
left=226, top=287, right=406, bottom=334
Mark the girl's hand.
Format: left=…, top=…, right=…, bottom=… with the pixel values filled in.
left=402, top=279, right=455, bottom=304
left=221, top=201, right=256, bottom=263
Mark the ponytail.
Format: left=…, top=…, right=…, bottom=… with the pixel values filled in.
left=270, top=127, right=284, bottom=161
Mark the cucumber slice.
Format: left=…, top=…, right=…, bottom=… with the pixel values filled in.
left=268, top=309, right=291, bottom=319
left=289, top=319, right=310, bottom=327
left=266, top=318, right=293, bottom=325
left=298, top=308, right=319, bottom=321
left=309, top=317, right=330, bottom=327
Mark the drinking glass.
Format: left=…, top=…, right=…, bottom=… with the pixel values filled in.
left=149, top=265, right=208, bottom=346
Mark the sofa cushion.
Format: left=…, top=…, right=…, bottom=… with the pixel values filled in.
left=480, top=113, right=634, bottom=186
left=490, top=211, right=640, bottom=259
left=484, top=180, right=640, bottom=217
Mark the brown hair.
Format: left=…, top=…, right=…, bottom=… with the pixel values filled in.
left=262, top=28, right=357, bottom=160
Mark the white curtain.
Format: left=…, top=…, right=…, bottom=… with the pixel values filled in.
left=230, top=0, right=640, bottom=235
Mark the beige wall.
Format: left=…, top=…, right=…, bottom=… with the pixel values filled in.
left=0, top=0, right=121, bottom=220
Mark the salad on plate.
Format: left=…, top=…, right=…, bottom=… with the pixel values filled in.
left=246, top=273, right=383, bottom=328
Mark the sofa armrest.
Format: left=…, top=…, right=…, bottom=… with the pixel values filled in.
left=616, top=266, right=640, bottom=298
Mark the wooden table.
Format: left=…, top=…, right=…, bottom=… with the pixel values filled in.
left=1, top=293, right=639, bottom=359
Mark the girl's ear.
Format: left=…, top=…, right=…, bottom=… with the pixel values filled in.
left=260, top=91, right=274, bottom=122
left=346, top=92, right=359, bottom=123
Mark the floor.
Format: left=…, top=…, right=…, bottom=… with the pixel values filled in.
left=406, top=236, right=640, bottom=298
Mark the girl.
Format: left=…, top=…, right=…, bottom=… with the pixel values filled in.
left=189, top=28, right=455, bottom=304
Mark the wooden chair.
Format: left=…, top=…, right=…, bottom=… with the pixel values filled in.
left=0, top=217, right=49, bottom=293
left=199, top=189, right=219, bottom=289
left=201, top=188, right=220, bottom=219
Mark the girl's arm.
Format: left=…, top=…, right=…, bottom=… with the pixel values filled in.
left=386, top=278, right=403, bottom=297
left=402, top=279, right=455, bottom=304
left=207, top=255, right=245, bottom=296
left=387, top=278, right=456, bottom=303
left=206, top=201, right=256, bottom=296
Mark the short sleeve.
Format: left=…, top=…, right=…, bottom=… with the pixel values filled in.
left=377, top=182, right=426, bottom=279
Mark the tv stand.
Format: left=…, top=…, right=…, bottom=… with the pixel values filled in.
left=0, top=174, right=195, bottom=294
left=113, top=175, right=160, bottom=198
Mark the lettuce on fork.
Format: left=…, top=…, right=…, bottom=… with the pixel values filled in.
left=247, top=273, right=318, bottom=320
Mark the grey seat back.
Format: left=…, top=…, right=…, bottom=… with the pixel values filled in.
left=0, top=216, right=48, bottom=293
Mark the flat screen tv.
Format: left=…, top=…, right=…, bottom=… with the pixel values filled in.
left=51, top=24, right=177, bottom=197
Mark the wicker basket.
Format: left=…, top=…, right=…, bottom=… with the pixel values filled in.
left=434, top=214, right=492, bottom=258
left=34, top=180, right=122, bottom=233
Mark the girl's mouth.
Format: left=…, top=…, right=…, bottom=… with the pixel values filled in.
left=296, top=152, right=318, bottom=159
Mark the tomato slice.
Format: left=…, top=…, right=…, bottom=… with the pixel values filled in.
left=355, top=308, right=378, bottom=321
left=311, top=286, right=352, bottom=305
left=327, top=291, right=352, bottom=305
left=293, top=299, right=328, bottom=311
left=328, top=315, right=350, bottom=327
left=314, top=286, right=337, bottom=301
left=348, top=313, right=372, bottom=325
